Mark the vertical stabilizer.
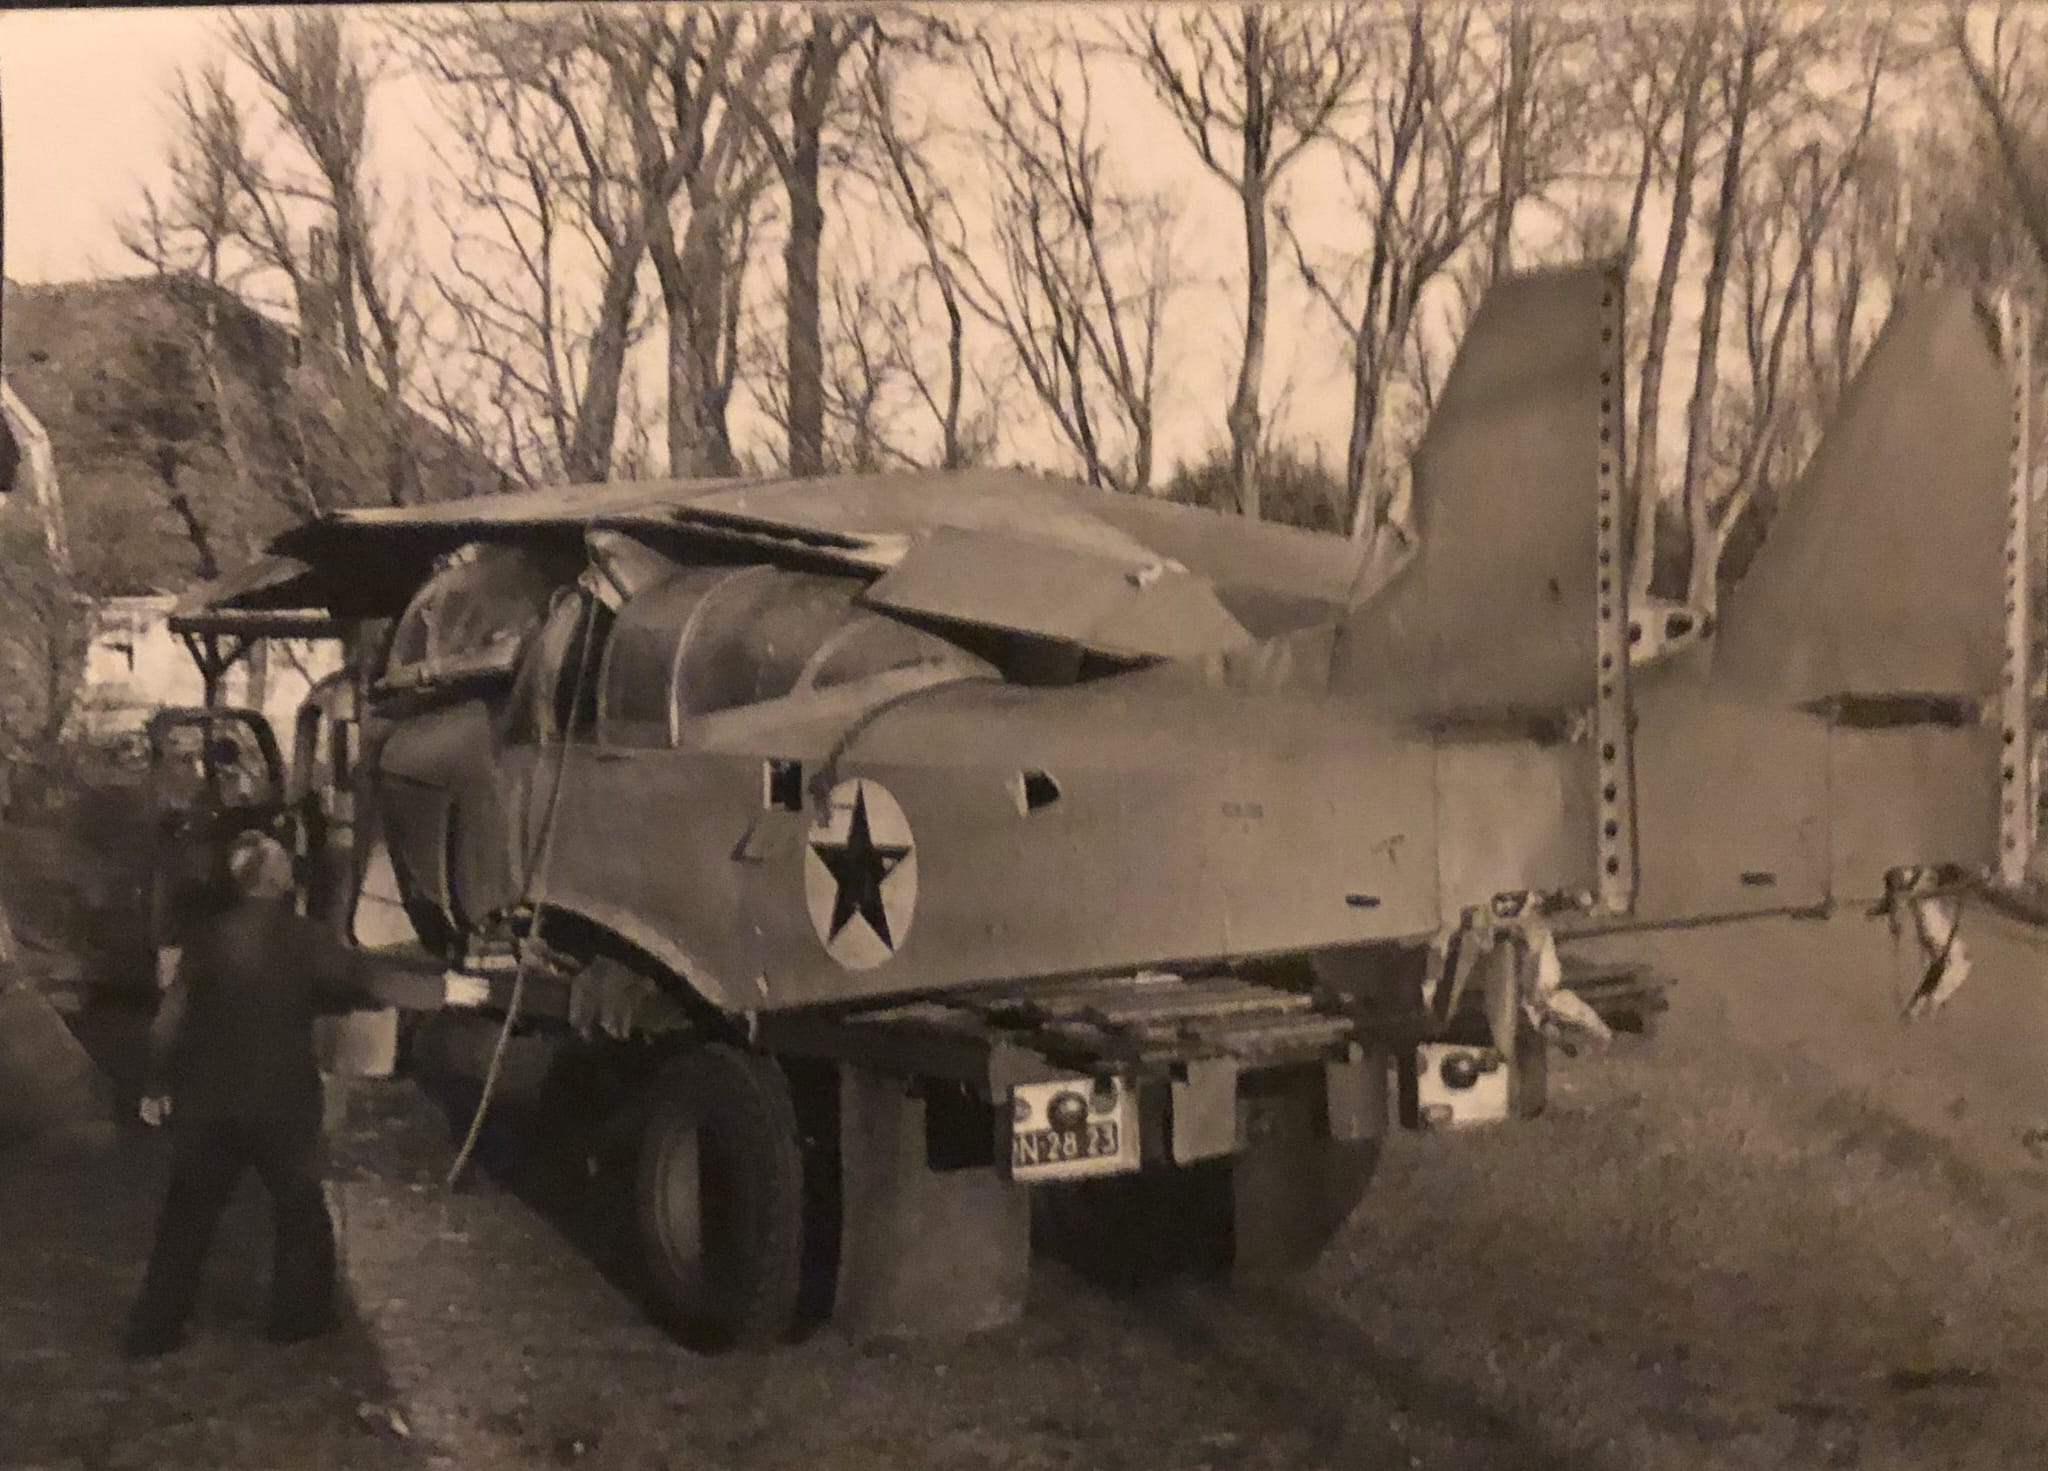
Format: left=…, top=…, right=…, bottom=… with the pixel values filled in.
left=1712, top=291, right=2009, bottom=702
left=1332, top=264, right=1616, bottom=721
left=1626, top=288, right=2018, bottom=917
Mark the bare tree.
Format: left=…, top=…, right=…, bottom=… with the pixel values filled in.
left=744, top=214, right=917, bottom=474
left=402, top=6, right=661, bottom=484
left=823, top=249, right=913, bottom=473
left=1616, top=4, right=1720, bottom=593
left=1119, top=5, right=1375, bottom=520
left=121, top=66, right=332, bottom=531
left=1476, top=1, right=1601, bottom=280
left=1677, top=0, right=1898, bottom=610
left=1947, top=0, right=2048, bottom=275
left=731, top=11, right=876, bottom=478
left=1277, top=3, right=1504, bottom=543
left=223, top=12, right=425, bottom=505
left=587, top=8, right=781, bottom=478
left=1807, top=132, right=1908, bottom=412
left=949, top=29, right=1184, bottom=494
left=858, top=25, right=984, bottom=471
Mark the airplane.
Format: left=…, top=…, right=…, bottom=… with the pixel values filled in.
left=162, top=261, right=2031, bottom=1348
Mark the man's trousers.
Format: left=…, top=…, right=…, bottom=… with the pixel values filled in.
left=126, top=1111, right=337, bottom=1352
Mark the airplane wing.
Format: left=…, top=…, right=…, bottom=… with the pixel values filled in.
left=862, top=527, right=1254, bottom=660
left=204, top=467, right=1368, bottom=661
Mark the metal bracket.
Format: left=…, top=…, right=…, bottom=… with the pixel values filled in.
left=1594, top=259, right=1638, bottom=914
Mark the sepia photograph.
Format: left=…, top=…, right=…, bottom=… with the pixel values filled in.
left=2, top=2, right=2047, bottom=1466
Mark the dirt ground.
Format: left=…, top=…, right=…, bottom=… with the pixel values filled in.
left=7, top=906, right=2048, bottom=1471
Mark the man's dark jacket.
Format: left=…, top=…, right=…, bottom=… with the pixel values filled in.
left=150, top=898, right=368, bottom=1128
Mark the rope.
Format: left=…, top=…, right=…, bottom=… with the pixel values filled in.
left=444, top=583, right=605, bottom=1189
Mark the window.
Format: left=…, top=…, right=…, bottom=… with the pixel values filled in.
left=665, top=569, right=996, bottom=725
left=152, top=717, right=278, bottom=809
left=597, top=568, right=733, bottom=746
left=383, top=543, right=560, bottom=689
left=810, top=614, right=984, bottom=691
left=507, top=590, right=612, bottom=745
left=675, top=571, right=863, bottom=719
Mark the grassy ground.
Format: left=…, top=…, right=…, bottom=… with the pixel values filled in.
left=6, top=907, right=2048, bottom=1469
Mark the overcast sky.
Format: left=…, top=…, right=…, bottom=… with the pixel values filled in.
left=2, top=3, right=1855, bottom=487
left=5, top=8, right=223, bottom=285
left=1, top=3, right=1498, bottom=480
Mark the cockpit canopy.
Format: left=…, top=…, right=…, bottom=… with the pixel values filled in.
left=379, top=539, right=995, bottom=739
left=513, top=564, right=995, bottom=747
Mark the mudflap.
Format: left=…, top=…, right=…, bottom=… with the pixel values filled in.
left=1231, top=1082, right=1384, bottom=1278
left=823, top=1062, right=1030, bottom=1338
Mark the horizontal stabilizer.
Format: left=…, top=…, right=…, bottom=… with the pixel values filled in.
left=1627, top=288, right=2016, bottom=917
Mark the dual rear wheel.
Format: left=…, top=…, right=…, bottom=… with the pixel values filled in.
left=631, top=1045, right=1380, bottom=1346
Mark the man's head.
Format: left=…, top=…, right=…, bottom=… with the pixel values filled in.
left=226, top=832, right=294, bottom=901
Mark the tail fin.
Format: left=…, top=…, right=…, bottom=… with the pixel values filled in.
left=1628, top=289, right=2021, bottom=918
left=1332, top=263, right=1621, bottom=721
left=1712, top=291, right=2010, bottom=703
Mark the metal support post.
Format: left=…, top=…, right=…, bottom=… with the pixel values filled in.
left=1595, top=258, right=1638, bottom=914
left=2000, top=295, right=2034, bottom=885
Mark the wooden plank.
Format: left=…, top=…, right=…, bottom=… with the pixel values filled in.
left=1082, top=986, right=1312, bottom=1025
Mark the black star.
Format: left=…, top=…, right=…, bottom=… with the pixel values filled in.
left=812, top=787, right=912, bottom=950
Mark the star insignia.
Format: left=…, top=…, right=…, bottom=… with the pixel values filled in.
left=810, top=786, right=912, bottom=950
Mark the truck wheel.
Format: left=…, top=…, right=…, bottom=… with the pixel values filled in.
left=635, top=1044, right=805, bottom=1350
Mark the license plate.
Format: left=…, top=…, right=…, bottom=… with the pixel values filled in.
left=1009, top=1076, right=1140, bottom=1181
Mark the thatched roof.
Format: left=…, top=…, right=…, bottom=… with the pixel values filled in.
left=2, top=275, right=507, bottom=597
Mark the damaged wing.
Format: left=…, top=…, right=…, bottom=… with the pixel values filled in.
left=217, top=468, right=1365, bottom=662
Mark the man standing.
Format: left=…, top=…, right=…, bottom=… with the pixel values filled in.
left=124, top=831, right=369, bottom=1360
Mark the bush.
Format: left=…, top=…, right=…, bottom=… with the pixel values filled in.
left=1162, top=443, right=1348, bottom=534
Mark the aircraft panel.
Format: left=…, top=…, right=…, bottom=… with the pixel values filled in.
left=535, top=746, right=766, bottom=1012
left=1332, top=264, right=1610, bottom=718
left=1826, top=723, right=2001, bottom=904
left=729, top=683, right=1443, bottom=1010
left=1629, top=679, right=1831, bottom=922
left=862, top=528, right=1254, bottom=659
left=1434, top=737, right=1599, bottom=906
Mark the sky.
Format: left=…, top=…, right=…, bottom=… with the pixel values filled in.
left=0, top=3, right=1464, bottom=482
left=4, top=8, right=225, bottom=285
left=0, top=2, right=1894, bottom=489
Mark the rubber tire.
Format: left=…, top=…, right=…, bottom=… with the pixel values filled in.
left=635, top=1044, right=806, bottom=1351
